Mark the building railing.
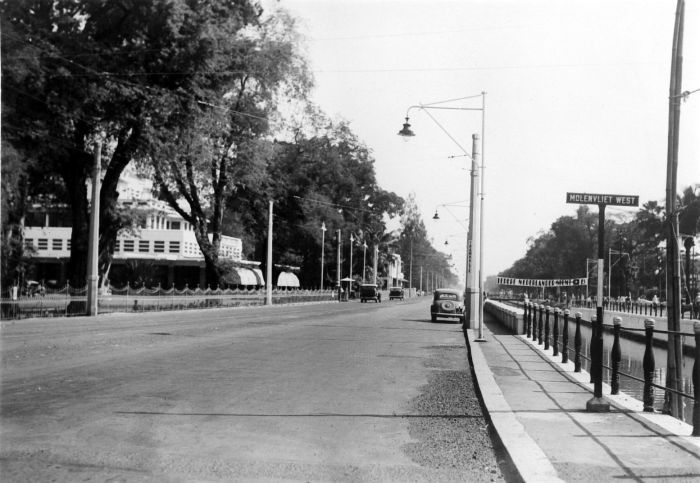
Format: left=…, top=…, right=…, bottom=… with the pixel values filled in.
left=0, top=283, right=337, bottom=320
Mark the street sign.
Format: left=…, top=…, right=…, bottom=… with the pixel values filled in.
left=566, top=192, right=639, bottom=207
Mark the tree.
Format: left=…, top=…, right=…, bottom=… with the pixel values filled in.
left=145, top=4, right=313, bottom=285
left=257, top=119, right=404, bottom=287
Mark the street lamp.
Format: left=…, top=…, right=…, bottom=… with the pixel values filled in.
left=320, top=222, right=326, bottom=289
left=398, top=92, right=486, bottom=340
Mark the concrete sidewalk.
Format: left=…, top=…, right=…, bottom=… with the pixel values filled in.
left=467, top=316, right=700, bottom=482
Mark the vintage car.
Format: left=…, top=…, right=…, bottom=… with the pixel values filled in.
left=389, top=287, right=404, bottom=300
left=359, top=283, right=382, bottom=303
left=430, top=288, right=465, bottom=323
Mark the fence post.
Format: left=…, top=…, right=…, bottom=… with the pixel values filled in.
left=530, top=303, right=537, bottom=339
left=553, top=308, right=560, bottom=357
left=611, top=316, right=622, bottom=395
left=692, top=321, right=700, bottom=436
left=562, top=309, right=570, bottom=363
left=643, top=318, right=655, bottom=412
left=528, top=302, right=534, bottom=338
left=538, top=304, right=544, bottom=345
left=574, top=312, right=582, bottom=372
left=544, top=306, right=551, bottom=350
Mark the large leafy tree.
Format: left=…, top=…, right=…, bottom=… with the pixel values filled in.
left=145, top=5, right=313, bottom=284
left=2, top=0, right=311, bottom=287
left=1, top=0, right=167, bottom=287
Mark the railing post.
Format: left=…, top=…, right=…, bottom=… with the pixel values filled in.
left=538, top=304, right=544, bottom=345
left=643, top=318, right=655, bottom=412
left=611, top=316, right=622, bottom=395
left=526, top=302, right=532, bottom=338
left=562, top=309, right=570, bottom=364
left=574, top=312, right=583, bottom=372
left=544, top=306, right=551, bottom=350
left=523, top=301, right=528, bottom=335
left=693, top=321, right=700, bottom=436
left=589, top=315, right=597, bottom=383
left=553, top=308, right=560, bottom=357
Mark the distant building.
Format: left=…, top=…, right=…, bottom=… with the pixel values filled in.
left=23, top=167, right=264, bottom=289
left=385, top=253, right=404, bottom=288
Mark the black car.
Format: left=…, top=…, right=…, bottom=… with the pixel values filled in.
left=359, top=283, right=381, bottom=303
left=389, top=287, right=404, bottom=300
left=430, top=289, right=465, bottom=323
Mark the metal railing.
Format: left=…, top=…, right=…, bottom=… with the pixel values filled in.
left=521, top=302, right=700, bottom=436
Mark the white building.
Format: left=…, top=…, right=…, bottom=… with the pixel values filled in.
left=24, top=167, right=264, bottom=288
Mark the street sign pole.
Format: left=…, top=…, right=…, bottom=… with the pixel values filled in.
left=566, top=192, right=639, bottom=413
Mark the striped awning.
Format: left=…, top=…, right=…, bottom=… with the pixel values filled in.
left=236, top=267, right=264, bottom=286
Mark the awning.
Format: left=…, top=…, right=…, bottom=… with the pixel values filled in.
left=277, top=271, right=300, bottom=288
left=252, top=268, right=265, bottom=287
left=236, top=267, right=261, bottom=286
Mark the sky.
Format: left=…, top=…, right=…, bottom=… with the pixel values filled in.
left=266, top=0, right=700, bottom=281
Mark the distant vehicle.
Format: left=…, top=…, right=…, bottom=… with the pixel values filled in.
left=359, top=283, right=381, bottom=303
left=389, top=287, right=404, bottom=300
left=430, top=288, right=465, bottom=323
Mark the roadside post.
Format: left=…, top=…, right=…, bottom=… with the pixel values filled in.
left=566, top=192, right=639, bottom=412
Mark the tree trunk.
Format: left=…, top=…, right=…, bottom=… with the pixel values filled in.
left=64, top=165, right=90, bottom=288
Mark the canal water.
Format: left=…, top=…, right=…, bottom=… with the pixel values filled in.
left=554, top=320, right=695, bottom=424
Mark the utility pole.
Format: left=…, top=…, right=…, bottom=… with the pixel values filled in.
left=337, top=230, right=342, bottom=299
left=266, top=201, right=273, bottom=306
left=320, top=222, right=326, bottom=289
left=409, top=238, right=413, bottom=297
left=664, top=0, right=685, bottom=419
left=86, top=141, right=101, bottom=316
left=467, top=134, right=481, bottom=333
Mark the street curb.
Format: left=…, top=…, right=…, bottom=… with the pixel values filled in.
left=466, top=329, right=564, bottom=483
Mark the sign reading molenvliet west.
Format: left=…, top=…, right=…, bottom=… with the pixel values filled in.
left=497, top=277, right=588, bottom=287
left=566, top=192, right=639, bottom=207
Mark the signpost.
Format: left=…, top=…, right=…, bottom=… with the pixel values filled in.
left=566, top=192, right=639, bottom=412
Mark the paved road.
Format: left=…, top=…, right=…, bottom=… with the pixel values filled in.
left=1, top=299, right=517, bottom=482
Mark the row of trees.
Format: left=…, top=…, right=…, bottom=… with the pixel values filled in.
left=1, top=0, right=456, bottom=291
left=499, top=186, right=700, bottom=300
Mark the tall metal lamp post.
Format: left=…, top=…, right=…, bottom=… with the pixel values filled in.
left=398, top=92, right=486, bottom=340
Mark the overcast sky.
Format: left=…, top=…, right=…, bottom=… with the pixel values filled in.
left=268, top=0, right=700, bottom=280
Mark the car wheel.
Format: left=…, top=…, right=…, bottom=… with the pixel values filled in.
left=431, top=314, right=437, bottom=322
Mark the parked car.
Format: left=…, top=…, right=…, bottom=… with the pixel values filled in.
left=430, top=288, right=465, bottom=323
left=359, top=283, right=381, bottom=303
left=389, top=287, right=404, bottom=300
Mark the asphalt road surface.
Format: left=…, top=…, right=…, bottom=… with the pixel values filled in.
left=1, top=298, right=516, bottom=482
